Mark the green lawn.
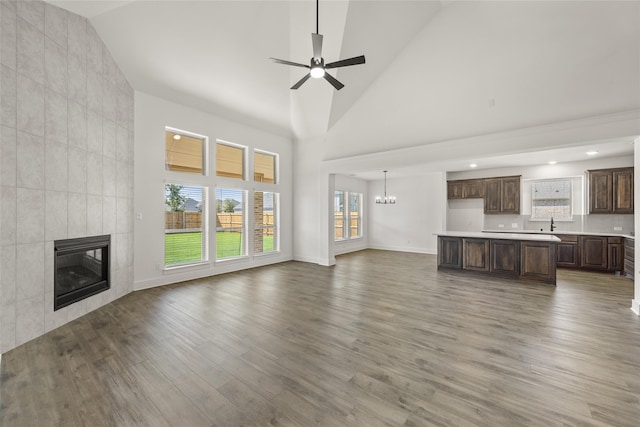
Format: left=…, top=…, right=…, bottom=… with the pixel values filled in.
left=165, top=232, right=274, bottom=265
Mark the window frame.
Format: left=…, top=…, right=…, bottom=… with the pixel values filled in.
left=215, top=139, right=247, bottom=181
left=335, top=190, right=363, bottom=241
left=164, top=127, right=208, bottom=176
left=530, top=178, right=573, bottom=221
left=163, top=183, right=209, bottom=268
left=253, top=191, right=279, bottom=255
left=253, top=149, right=278, bottom=184
left=215, top=187, right=248, bottom=261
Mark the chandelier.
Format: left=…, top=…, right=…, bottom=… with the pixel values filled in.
left=375, top=170, right=396, bottom=204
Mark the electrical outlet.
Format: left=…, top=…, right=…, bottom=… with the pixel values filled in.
left=498, top=224, right=505, bottom=228
left=136, top=212, right=143, bottom=220
left=614, top=226, right=622, bottom=231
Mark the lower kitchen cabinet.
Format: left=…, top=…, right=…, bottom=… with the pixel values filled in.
left=556, top=235, right=579, bottom=268
left=463, top=238, right=490, bottom=271
left=490, top=240, right=519, bottom=275
left=607, top=237, right=623, bottom=272
left=438, top=237, right=462, bottom=269
left=580, top=235, right=609, bottom=271
left=624, top=238, right=634, bottom=278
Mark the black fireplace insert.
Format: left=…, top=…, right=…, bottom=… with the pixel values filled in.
left=54, top=235, right=110, bottom=311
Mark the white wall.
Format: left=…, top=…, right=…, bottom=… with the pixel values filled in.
left=368, top=173, right=445, bottom=254
left=134, top=92, right=292, bottom=289
left=334, top=174, right=368, bottom=255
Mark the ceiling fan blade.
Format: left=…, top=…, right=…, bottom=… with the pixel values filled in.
left=270, top=58, right=310, bottom=68
left=323, top=72, right=344, bottom=90
left=291, top=73, right=311, bottom=90
left=325, top=55, right=366, bottom=69
left=312, top=33, right=323, bottom=62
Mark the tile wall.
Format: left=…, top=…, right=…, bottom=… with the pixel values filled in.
left=0, top=0, right=134, bottom=353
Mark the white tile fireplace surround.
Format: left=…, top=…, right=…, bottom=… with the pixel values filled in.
left=0, top=0, right=134, bottom=353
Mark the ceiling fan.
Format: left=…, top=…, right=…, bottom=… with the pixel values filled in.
left=270, top=0, right=365, bottom=90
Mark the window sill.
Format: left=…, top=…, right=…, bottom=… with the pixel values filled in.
left=163, top=261, right=211, bottom=273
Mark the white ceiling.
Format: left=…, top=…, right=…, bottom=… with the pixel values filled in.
left=46, top=0, right=638, bottom=177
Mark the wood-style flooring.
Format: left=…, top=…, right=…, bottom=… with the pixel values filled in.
left=1, top=249, right=639, bottom=426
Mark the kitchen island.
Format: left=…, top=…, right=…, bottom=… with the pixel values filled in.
left=437, top=231, right=561, bottom=285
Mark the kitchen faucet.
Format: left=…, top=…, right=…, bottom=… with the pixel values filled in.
left=550, top=217, right=555, bottom=232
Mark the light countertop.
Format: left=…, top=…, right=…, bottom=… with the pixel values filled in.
left=483, top=229, right=634, bottom=240
left=437, top=231, right=561, bottom=242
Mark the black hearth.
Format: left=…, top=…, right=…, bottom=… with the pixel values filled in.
left=54, top=235, right=110, bottom=311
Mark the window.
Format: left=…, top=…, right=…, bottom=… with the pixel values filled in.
left=254, top=151, right=276, bottom=183
left=349, top=192, right=362, bottom=238
left=216, top=142, right=245, bottom=180
left=165, top=184, right=206, bottom=266
left=215, top=188, right=246, bottom=259
left=254, top=191, right=278, bottom=254
left=335, top=190, right=363, bottom=241
left=334, top=191, right=346, bottom=240
left=165, top=129, right=205, bottom=174
left=531, top=179, right=572, bottom=220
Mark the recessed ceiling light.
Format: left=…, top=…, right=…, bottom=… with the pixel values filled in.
left=173, top=134, right=181, bottom=141
left=469, top=163, right=477, bottom=168
left=548, top=161, right=557, bottom=165
left=586, top=150, right=598, bottom=155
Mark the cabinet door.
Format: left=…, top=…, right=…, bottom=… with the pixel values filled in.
left=447, top=181, right=464, bottom=199
left=580, top=236, right=608, bottom=270
left=589, top=170, right=613, bottom=213
left=438, top=237, right=462, bottom=269
left=613, top=168, right=633, bottom=213
left=463, top=238, right=490, bottom=271
left=556, top=235, right=579, bottom=268
left=608, top=243, right=623, bottom=271
left=483, top=179, right=502, bottom=214
left=462, top=179, right=484, bottom=198
left=520, top=241, right=556, bottom=284
left=501, top=177, right=521, bottom=214
left=490, top=240, right=519, bottom=275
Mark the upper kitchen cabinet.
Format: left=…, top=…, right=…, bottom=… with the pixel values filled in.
left=588, top=167, right=634, bottom=214
left=484, top=176, right=521, bottom=215
left=447, top=179, right=484, bottom=199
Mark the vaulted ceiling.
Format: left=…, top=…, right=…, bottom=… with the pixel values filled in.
left=47, top=0, right=445, bottom=140
left=46, top=0, right=640, bottom=172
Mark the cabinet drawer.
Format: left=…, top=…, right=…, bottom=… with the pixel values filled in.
left=607, top=237, right=622, bottom=244
left=558, top=235, right=578, bottom=242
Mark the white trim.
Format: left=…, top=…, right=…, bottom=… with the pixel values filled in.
left=632, top=299, right=640, bottom=316
left=368, top=245, right=437, bottom=255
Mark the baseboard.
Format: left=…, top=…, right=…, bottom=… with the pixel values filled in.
left=632, top=299, right=640, bottom=316
left=368, top=245, right=437, bottom=255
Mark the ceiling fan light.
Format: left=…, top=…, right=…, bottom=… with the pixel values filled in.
left=310, top=66, right=325, bottom=79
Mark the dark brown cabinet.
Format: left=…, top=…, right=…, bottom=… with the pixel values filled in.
left=438, top=237, right=462, bottom=269
left=580, top=235, right=608, bottom=271
left=447, top=179, right=484, bottom=200
left=556, top=235, right=579, bottom=268
left=463, top=238, right=490, bottom=271
left=588, top=167, right=634, bottom=214
left=483, top=176, right=521, bottom=214
left=607, top=237, right=623, bottom=272
left=463, top=179, right=484, bottom=198
left=613, top=168, right=634, bottom=213
left=447, top=181, right=464, bottom=199
left=624, top=238, right=634, bottom=278
left=490, top=240, right=519, bottom=275
left=520, top=241, right=556, bottom=284
left=437, top=235, right=557, bottom=284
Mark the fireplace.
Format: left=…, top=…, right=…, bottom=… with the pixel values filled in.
left=54, top=235, right=110, bottom=311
